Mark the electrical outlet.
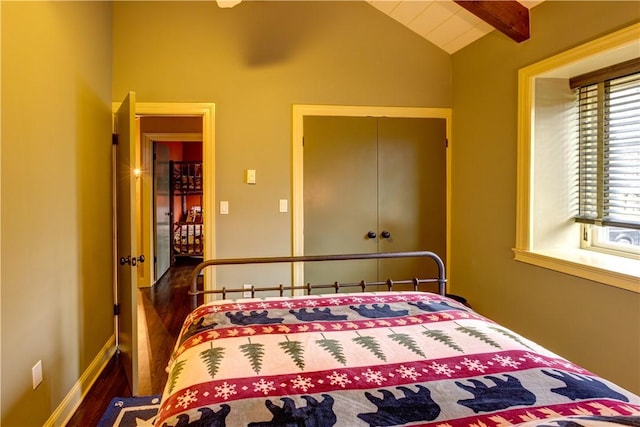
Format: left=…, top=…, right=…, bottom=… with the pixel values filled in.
left=243, top=284, right=252, bottom=298
left=32, top=360, right=43, bottom=390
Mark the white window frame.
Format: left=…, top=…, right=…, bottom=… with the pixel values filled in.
left=585, top=225, right=640, bottom=259
left=514, top=23, right=640, bottom=293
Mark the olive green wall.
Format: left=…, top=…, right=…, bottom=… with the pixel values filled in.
left=112, top=1, right=451, bottom=265
left=451, top=1, right=640, bottom=394
left=2, top=1, right=637, bottom=425
left=1, top=2, right=113, bottom=425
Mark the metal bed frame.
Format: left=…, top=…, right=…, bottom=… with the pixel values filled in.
left=188, top=251, right=446, bottom=309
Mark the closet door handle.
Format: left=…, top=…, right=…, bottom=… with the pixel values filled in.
left=380, top=230, right=391, bottom=239
left=367, top=231, right=377, bottom=239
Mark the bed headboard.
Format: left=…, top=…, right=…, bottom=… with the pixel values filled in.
left=188, top=251, right=446, bottom=308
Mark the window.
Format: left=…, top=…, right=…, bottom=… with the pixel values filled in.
left=515, top=23, right=639, bottom=293
left=572, top=62, right=640, bottom=259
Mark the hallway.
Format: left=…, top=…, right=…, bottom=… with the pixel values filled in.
left=67, top=258, right=202, bottom=426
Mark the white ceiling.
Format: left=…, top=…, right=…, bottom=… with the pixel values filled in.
left=366, top=0, right=544, bottom=54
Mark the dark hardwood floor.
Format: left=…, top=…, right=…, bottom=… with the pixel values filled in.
left=66, top=258, right=202, bottom=426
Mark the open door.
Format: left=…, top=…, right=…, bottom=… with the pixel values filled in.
left=115, top=91, right=140, bottom=394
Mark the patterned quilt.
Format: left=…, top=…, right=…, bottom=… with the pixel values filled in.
left=154, top=292, right=640, bottom=427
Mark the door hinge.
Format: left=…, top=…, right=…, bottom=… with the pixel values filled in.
left=445, top=138, right=449, bottom=148
left=113, top=304, right=120, bottom=316
left=112, top=134, right=118, bottom=145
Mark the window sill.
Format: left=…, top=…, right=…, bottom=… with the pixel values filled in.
left=513, top=248, right=639, bottom=293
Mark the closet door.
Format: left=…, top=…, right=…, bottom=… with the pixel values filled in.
left=304, top=116, right=379, bottom=283
left=304, top=116, right=446, bottom=288
left=377, top=117, right=446, bottom=286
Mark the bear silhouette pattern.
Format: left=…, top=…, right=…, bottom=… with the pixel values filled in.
left=408, top=300, right=469, bottom=313
left=225, top=310, right=284, bottom=325
left=455, top=375, right=537, bottom=413
left=358, top=385, right=441, bottom=426
left=161, top=404, right=230, bottom=427
left=289, top=307, right=349, bottom=322
left=350, top=304, right=409, bottom=319
left=542, top=370, right=629, bottom=402
left=247, top=394, right=337, bottom=427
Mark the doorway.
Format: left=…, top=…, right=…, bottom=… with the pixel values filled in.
left=141, top=129, right=204, bottom=283
left=133, top=103, right=216, bottom=291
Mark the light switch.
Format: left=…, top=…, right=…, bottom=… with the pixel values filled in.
left=246, top=169, right=256, bottom=184
left=220, top=201, right=229, bottom=215
left=279, top=199, right=288, bottom=213
left=32, top=360, right=43, bottom=390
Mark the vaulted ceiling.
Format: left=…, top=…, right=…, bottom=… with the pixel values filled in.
left=365, top=0, right=544, bottom=54
left=214, top=0, right=546, bottom=55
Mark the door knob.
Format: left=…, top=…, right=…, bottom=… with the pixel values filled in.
left=132, top=255, right=145, bottom=266
left=367, top=231, right=377, bottom=239
left=120, top=255, right=145, bottom=266
left=381, top=230, right=391, bottom=238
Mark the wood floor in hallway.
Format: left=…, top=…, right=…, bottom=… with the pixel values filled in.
left=66, top=258, right=202, bottom=426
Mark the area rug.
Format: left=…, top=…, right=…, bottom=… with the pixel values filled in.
left=97, top=395, right=161, bottom=427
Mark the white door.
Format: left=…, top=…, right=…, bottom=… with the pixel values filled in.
left=115, top=91, right=140, bottom=394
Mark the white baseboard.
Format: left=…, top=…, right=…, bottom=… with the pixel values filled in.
left=44, top=336, right=117, bottom=427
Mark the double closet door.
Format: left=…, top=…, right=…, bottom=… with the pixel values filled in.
left=303, top=116, right=446, bottom=289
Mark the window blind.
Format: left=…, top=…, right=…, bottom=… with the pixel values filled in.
left=574, top=69, right=640, bottom=230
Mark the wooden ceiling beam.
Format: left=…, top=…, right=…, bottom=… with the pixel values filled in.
left=454, top=1, right=530, bottom=43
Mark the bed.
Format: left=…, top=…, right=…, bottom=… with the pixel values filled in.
left=173, top=220, right=203, bottom=256
left=171, top=161, right=204, bottom=258
left=153, top=251, right=640, bottom=427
